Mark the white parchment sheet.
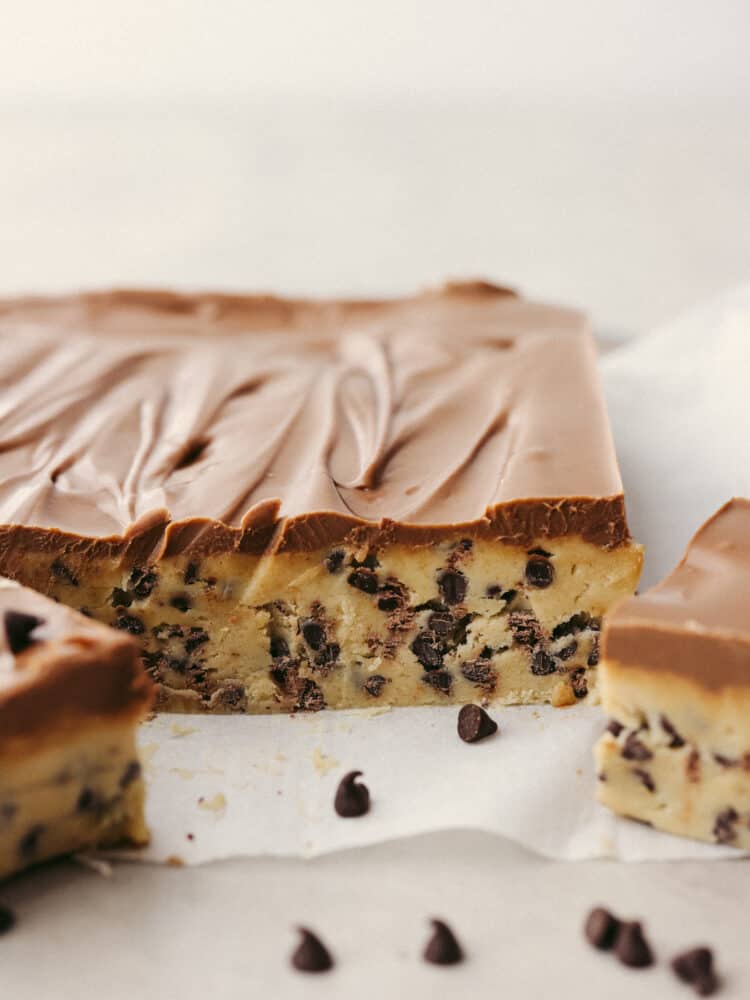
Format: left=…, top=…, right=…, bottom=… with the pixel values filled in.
left=121, top=284, right=750, bottom=865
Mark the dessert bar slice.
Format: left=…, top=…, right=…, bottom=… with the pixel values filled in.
left=0, top=281, right=642, bottom=713
left=0, top=578, right=152, bottom=879
left=596, top=498, right=750, bottom=847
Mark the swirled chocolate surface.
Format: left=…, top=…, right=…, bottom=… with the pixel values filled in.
left=0, top=281, right=629, bottom=557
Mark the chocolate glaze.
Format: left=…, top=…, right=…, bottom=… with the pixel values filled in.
left=604, top=498, right=750, bottom=689
left=0, top=579, right=153, bottom=747
left=0, top=282, right=629, bottom=561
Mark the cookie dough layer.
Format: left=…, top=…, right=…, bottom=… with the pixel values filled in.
left=0, top=579, right=152, bottom=878
left=13, top=534, right=641, bottom=712
left=0, top=283, right=641, bottom=711
left=0, top=722, right=147, bottom=881
left=596, top=498, right=750, bottom=847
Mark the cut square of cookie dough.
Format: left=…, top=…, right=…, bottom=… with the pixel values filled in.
left=596, top=498, right=750, bottom=848
left=0, top=578, right=153, bottom=880
left=0, top=281, right=642, bottom=713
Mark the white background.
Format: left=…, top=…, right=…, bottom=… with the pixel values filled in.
left=1, top=0, right=749, bottom=102
left=1, top=4, right=750, bottom=998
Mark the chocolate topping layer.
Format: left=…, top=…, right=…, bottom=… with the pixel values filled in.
left=0, top=579, right=152, bottom=747
left=0, top=282, right=628, bottom=559
left=604, top=498, right=750, bottom=688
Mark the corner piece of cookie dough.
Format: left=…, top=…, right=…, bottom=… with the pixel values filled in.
left=0, top=578, right=153, bottom=880
left=596, top=498, right=750, bottom=848
left=0, top=282, right=642, bottom=712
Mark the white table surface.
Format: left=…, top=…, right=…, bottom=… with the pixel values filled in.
left=1, top=97, right=749, bottom=999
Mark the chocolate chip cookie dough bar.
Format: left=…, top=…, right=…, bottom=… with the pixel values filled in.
left=0, top=579, right=152, bottom=879
left=596, top=498, right=750, bottom=847
left=0, top=282, right=642, bottom=713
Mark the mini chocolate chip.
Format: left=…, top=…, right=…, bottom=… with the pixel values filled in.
left=185, top=628, right=209, bottom=653
left=376, top=596, right=398, bottom=612
left=411, top=632, right=444, bottom=670
left=672, top=947, right=718, bottom=995
left=291, top=927, right=334, bottom=973
left=622, top=732, right=653, bottom=761
left=427, top=609, right=455, bottom=636
left=660, top=714, right=685, bottom=748
left=0, top=904, right=15, bottom=935
left=51, top=560, right=79, bottom=587
left=531, top=650, right=556, bottom=676
left=184, top=562, right=199, bottom=585
left=558, top=640, right=578, bottom=661
left=113, top=613, right=146, bottom=635
left=170, top=594, right=191, bottom=613
left=570, top=667, right=588, bottom=699
left=713, top=753, right=737, bottom=768
left=460, top=658, right=498, bottom=693
left=457, top=704, right=498, bottom=743
left=422, top=670, right=453, bottom=694
left=454, top=614, right=474, bottom=646
left=315, top=643, right=340, bottom=667
left=423, top=918, right=464, bottom=966
left=324, top=549, right=345, bottom=574
left=270, top=656, right=298, bottom=693
left=334, top=771, right=370, bottom=818
left=587, top=635, right=600, bottom=667
left=296, top=679, right=325, bottom=712
left=19, top=823, right=45, bottom=858
left=607, top=719, right=624, bottom=738
left=584, top=907, right=621, bottom=950
left=301, top=619, right=325, bottom=651
left=458, top=538, right=473, bottom=551
left=129, top=568, right=157, bottom=598
left=508, top=611, right=544, bottom=647
left=4, top=610, right=44, bottom=655
left=270, top=635, right=289, bottom=659
left=165, top=656, right=187, bottom=674
left=76, top=787, right=103, bottom=813
left=120, top=761, right=142, bottom=788
left=713, top=807, right=739, bottom=844
left=438, top=570, right=467, bottom=605
left=486, top=584, right=504, bottom=599
left=527, top=546, right=552, bottom=558
left=110, top=587, right=132, bottom=609
left=213, top=683, right=248, bottom=712
left=377, top=586, right=403, bottom=612
left=614, top=921, right=654, bottom=968
left=551, top=612, right=591, bottom=639
left=525, top=555, right=554, bottom=589
left=347, top=568, right=378, bottom=594
left=633, top=768, right=655, bottom=793
left=672, top=947, right=714, bottom=983
left=364, top=674, right=388, bottom=697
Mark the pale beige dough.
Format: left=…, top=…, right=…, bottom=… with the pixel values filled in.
left=595, top=664, right=750, bottom=848
left=0, top=722, right=148, bottom=880
left=12, top=534, right=642, bottom=714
